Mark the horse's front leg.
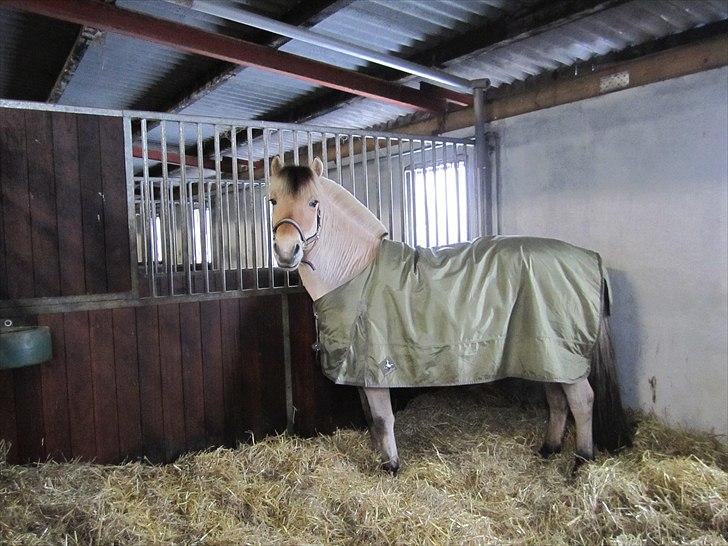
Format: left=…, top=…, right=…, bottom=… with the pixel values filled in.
left=358, top=387, right=400, bottom=474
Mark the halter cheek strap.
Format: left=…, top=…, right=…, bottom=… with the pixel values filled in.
left=272, top=209, right=321, bottom=270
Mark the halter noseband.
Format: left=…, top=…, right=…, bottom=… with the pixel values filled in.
left=272, top=209, right=321, bottom=270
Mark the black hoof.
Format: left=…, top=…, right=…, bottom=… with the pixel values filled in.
left=538, top=443, right=562, bottom=458
left=381, top=460, right=400, bottom=476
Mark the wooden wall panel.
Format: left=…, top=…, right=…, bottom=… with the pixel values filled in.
left=0, top=370, right=17, bottom=462
left=0, top=108, right=33, bottom=299
left=158, top=303, right=186, bottom=461
left=26, top=110, right=60, bottom=297
left=38, top=314, right=71, bottom=459
left=0, top=108, right=130, bottom=298
left=112, top=308, right=142, bottom=459
left=89, top=310, right=120, bottom=463
left=179, top=302, right=207, bottom=452
left=220, top=298, right=244, bottom=445
left=200, top=300, right=226, bottom=446
left=52, top=111, right=86, bottom=296
left=136, top=305, right=165, bottom=463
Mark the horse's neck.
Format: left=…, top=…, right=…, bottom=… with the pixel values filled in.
left=299, top=177, right=387, bottom=301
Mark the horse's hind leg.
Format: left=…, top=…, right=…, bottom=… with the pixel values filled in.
left=562, top=378, right=595, bottom=467
left=360, top=387, right=400, bottom=475
left=540, top=383, right=568, bottom=457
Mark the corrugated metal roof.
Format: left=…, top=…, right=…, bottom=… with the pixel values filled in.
left=0, top=7, right=80, bottom=101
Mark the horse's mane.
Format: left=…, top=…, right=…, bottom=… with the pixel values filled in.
left=318, top=175, right=388, bottom=237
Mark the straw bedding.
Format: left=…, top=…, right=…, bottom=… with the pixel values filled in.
left=1, top=386, right=726, bottom=545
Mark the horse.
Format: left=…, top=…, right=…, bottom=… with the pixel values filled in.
left=268, top=155, right=632, bottom=474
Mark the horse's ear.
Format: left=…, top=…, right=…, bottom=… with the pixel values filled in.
left=271, top=155, right=284, bottom=176
left=312, top=157, right=324, bottom=178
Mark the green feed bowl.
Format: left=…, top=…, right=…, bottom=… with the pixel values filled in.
left=0, top=326, right=52, bottom=369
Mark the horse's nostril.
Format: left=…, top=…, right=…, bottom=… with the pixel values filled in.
left=294, top=243, right=301, bottom=254
left=273, top=242, right=279, bottom=254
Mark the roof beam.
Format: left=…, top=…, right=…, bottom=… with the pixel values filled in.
left=264, top=0, right=628, bottom=125
left=155, top=0, right=355, bottom=117
left=7, top=0, right=457, bottom=112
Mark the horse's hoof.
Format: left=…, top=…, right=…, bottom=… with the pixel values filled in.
left=381, top=460, right=400, bottom=476
left=538, top=443, right=561, bottom=458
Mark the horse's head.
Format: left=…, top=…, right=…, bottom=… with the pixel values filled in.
left=269, top=155, right=323, bottom=270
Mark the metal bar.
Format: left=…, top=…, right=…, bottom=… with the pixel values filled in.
left=293, top=130, right=300, bottom=164
left=335, top=134, right=342, bottom=185
left=123, top=117, right=139, bottom=297
left=321, top=133, right=329, bottom=178
left=410, top=142, right=418, bottom=246
left=177, top=0, right=473, bottom=93
left=348, top=135, right=356, bottom=199
left=362, top=137, right=370, bottom=211
left=141, top=119, right=157, bottom=296
left=231, top=127, right=244, bottom=290
left=474, top=79, right=492, bottom=236
left=197, top=124, right=210, bottom=292
left=263, top=129, right=274, bottom=287
left=397, top=138, right=406, bottom=244
left=374, top=137, right=382, bottom=221
left=454, top=143, right=462, bottom=242
left=431, top=140, right=439, bottom=246
left=307, top=131, right=313, bottom=166
left=213, top=125, right=226, bottom=292
left=160, top=120, right=174, bottom=295
left=247, top=127, right=258, bottom=290
left=179, top=122, right=193, bottom=294
left=386, top=138, right=394, bottom=238
left=277, top=129, right=291, bottom=288
left=421, top=140, right=430, bottom=247
left=7, top=0, right=449, bottom=113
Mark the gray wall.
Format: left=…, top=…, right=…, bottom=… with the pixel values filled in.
left=492, top=67, right=728, bottom=437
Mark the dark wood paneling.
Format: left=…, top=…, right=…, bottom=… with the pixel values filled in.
left=78, top=115, right=108, bottom=294
left=158, top=303, right=186, bottom=461
left=89, top=309, right=120, bottom=463
left=112, top=307, right=142, bottom=459
left=200, top=300, right=226, bottom=446
left=0, top=108, right=34, bottom=298
left=38, top=313, right=71, bottom=459
left=136, top=305, right=165, bottom=463
left=63, top=311, right=97, bottom=460
left=0, top=370, right=17, bottom=462
left=52, top=111, right=86, bottom=296
left=1, top=108, right=130, bottom=300
left=179, top=302, right=207, bottom=452
left=12, top=366, right=45, bottom=462
left=26, top=110, right=61, bottom=297
left=220, top=298, right=243, bottom=445
left=99, top=116, right=131, bottom=293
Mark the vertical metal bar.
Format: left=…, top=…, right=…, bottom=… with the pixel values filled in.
left=362, top=137, right=370, bottom=210
left=321, top=133, right=329, bottom=178
left=307, top=131, right=313, bottom=166
left=263, top=129, right=274, bottom=287
left=179, top=123, right=192, bottom=294
left=247, top=126, right=258, bottom=290
left=374, top=137, right=382, bottom=221
left=141, top=119, right=157, bottom=297
left=213, top=125, right=226, bottom=292
left=158, top=125, right=168, bottom=293
left=161, top=121, right=175, bottom=295
left=421, top=140, right=430, bottom=247
left=281, top=294, right=294, bottom=435
left=473, top=79, right=491, bottom=237
left=410, top=141, right=418, bottom=246
left=386, top=137, right=394, bottom=239
left=348, top=135, right=356, bottom=200
left=197, top=124, right=210, bottom=293
left=123, top=116, right=139, bottom=297
left=277, top=130, right=290, bottom=287
left=432, top=140, right=440, bottom=246
left=443, top=142, right=451, bottom=244
left=454, top=143, right=463, bottom=242
left=335, top=134, right=342, bottom=185
left=231, top=127, right=244, bottom=290
left=397, top=138, right=406, bottom=244
left=293, top=130, right=299, bottom=165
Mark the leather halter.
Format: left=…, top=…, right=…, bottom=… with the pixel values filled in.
left=272, top=209, right=321, bottom=270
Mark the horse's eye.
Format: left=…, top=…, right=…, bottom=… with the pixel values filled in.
left=269, top=198, right=277, bottom=206
left=309, top=200, right=319, bottom=208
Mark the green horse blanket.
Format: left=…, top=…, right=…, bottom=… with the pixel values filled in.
left=314, top=236, right=608, bottom=388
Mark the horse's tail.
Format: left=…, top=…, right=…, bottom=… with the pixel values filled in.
left=589, top=282, right=633, bottom=452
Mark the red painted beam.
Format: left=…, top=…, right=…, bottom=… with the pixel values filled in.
left=6, top=0, right=454, bottom=112
left=132, top=145, right=218, bottom=170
